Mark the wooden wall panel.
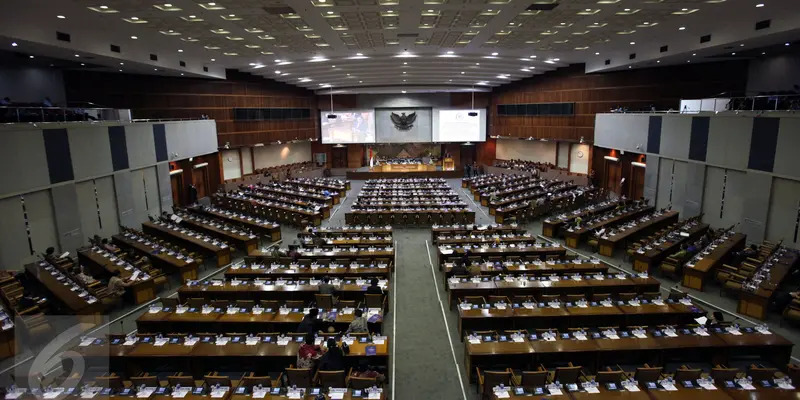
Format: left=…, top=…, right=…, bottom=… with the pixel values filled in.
left=490, top=61, right=749, bottom=145
left=63, top=70, right=318, bottom=147
left=591, top=147, right=646, bottom=198
left=347, top=144, right=364, bottom=169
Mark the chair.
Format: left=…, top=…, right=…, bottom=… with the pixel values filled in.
left=130, top=374, right=160, bottom=388
left=204, top=374, right=233, bottom=388
left=672, top=366, right=702, bottom=381
left=237, top=300, right=255, bottom=309
left=512, top=368, right=548, bottom=389
left=710, top=365, right=739, bottom=383
left=591, top=293, right=611, bottom=302
left=161, top=297, right=179, bottom=308
left=550, top=363, right=582, bottom=384
left=187, top=298, right=206, bottom=308
left=317, top=370, right=347, bottom=389
left=538, top=294, right=559, bottom=303
left=284, top=300, right=305, bottom=309
left=365, top=294, right=385, bottom=310
left=286, top=368, right=313, bottom=388
left=629, top=364, right=663, bottom=382
left=315, top=294, right=336, bottom=309
left=461, top=296, right=487, bottom=306
left=512, top=295, right=534, bottom=304
left=241, top=374, right=278, bottom=390
left=747, top=365, right=778, bottom=381
left=94, top=375, right=124, bottom=390
left=564, top=294, right=585, bottom=303
left=476, top=368, right=512, bottom=399
left=617, top=292, right=637, bottom=301
left=167, top=374, right=195, bottom=388
left=487, top=295, right=510, bottom=304
left=349, top=374, right=378, bottom=390
left=593, top=368, right=623, bottom=384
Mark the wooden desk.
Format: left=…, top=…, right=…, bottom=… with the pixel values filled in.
left=493, top=384, right=652, bottom=399
left=438, top=244, right=567, bottom=264
left=563, top=206, right=653, bottom=249
left=226, top=264, right=392, bottom=279
left=24, top=262, right=104, bottom=323
left=345, top=209, right=475, bottom=226
left=448, top=275, right=660, bottom=310
left=174, top=211, right=259, bottom=254
left=248, top=247, right=394, bottom=262
left=541, top=200, right=624, bottom=238
left=143, top=222, right=232, bottom=267
left=67, top=335, right=388, bottom=380
left=632, top=222, right=709, bottom=272
left=442, top=261, right=608, bottom=278
left=598, top=211, right=680, bottom=257
left=285, top=177, right=349, bottom=198
left=256, top=184, right=334, bottom=207
left=314, top=226, right=393, bottom=235
left=217, top=194, right=323, bottom=227
left=177, top=279, right=390, bottom=303
left=736, top=250, right=800, bottom=320
left=112, top=233, right=199, bottom=282
left=457, top=299, right=704, bottom=339
left=245, top=189, right=331, bottom=219
left=136, top=306, right=383, bottom=334
left=188, top=205, right=282, bottom=242
left=370, top=163, right=436, bottom=172
left=681, top=233, right=747, bottom=291
left=432, top=225, right=527, bottom=243
left=465, top=327, right=793, bottom=382
left=78, top=249, right=157, bottom=304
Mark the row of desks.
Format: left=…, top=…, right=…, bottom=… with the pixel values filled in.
left=344, top=209, right=476, bottom=226
left=188, top=206, right=282, bottom=242
left=23, top=262, right=105, bottom=322
left=542, top=200, right=628, bottom=238
left=177, top=279, right=390, bottom=303
left=143, top=222, right=232, bottom=267
left=254, top=184, right=335, bottom=207
left=112, top=233, right=199, bottom=282
left=285, top=177, right=350, bottom=197
left=598, top=211, right=680, bottom=257
left=438, top=243, right=567, bottom=263
left=12, top=391, right=381, bottom=400
left=564, top=206, right=654, bottom=248
left=457, top=300, right=704, bottom=339
left=631, top=221, right=710, bottom=272
left=681, top=233, right=747, bottom=291
left=494, top=381, right=798, bottom=400
left=226, top=264, right=392, bottom=279
left=78, top=248, right=157, bottom=305
left=736, top=249, right=800, bottom=320
left=432, top=225, right=526, bottom=243
left=441, top=260, right=608, bottom=278
left=173, top=211, right=260, bottom=254
left=447, top=275, right=661, bottom=309
left=243, top=190, right=331, bottom=219
left=466, top=328, right=793, bottom=381
left=216, top=194, right=323, bottom=227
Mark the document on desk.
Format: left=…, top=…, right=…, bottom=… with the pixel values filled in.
left=660, top=382, right=678, bottom=391
left=493, top=390, right=510, bottom=398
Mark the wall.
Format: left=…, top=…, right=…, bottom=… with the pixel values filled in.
left=0, top=62, right=66, bottom=105
left=253, top=142, right=312, bottom=169
left=63, top=70, right=318, bottom=147
left=747, top=51, right=800, bottom=94
left=569, top=144, right=591, bottom=174
left=496, top=139, right=557, bottom=165
left=594, top=113, right=800, bottom=247
left=0, top=119, right=217, bottom=269
left=490, top=62, right=749, bottom=143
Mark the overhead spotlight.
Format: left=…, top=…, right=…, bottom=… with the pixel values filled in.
left=57, top=15, right=66, bottom=19
left=401, top=90, right=407, bottom=93
left=491, top=52, right=498, bottom=56
left=679, top=27, right=686, bottom=30
left=11, top=42, right=17, bottom=47
left=756, top=3, right=764, bottom=7
left=29, top=55, right=34, bottom=58
left=131, top=35, right=138, bottom=39
left=786, top=42, right=791, bottom=46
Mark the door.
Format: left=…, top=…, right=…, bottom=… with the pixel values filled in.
left=631, top=165, right=645, bottom=199
left=460, top=145, right=476, bottom=169
left=192, top=167, right=208, bottom=200
left=605, top=161, right=621, bottom=195
left=332, top=147, right=348, bottom=168
left=171, top=172, right=183, bottom=206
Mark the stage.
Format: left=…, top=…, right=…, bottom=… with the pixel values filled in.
left=346, top=165, right=463, bottom=179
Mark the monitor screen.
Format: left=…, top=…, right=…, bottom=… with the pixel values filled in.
left=433, top=109, right=486, bottom=142
left=320, top=111, right=376, bottom=143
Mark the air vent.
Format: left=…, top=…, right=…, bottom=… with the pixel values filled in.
left=700, top=34, right=711, bottom=43
left=179, top=61, right=186, bottom=67
left=56, top=31, right=71, bottom=42
left=755, top=19, right=771, bottom=30
left=605, top=59, right=610, bottom=65
left=629, top=53, right=636, bottom=60
left=526, top=2, right=560, bottom=11
left=150, top=54, right=158, bottom=61
left=660, top=45, right=668, bottom=53
left=203, top=66, right=208, bottom=72
left=397, top=33, right=419, bottom=38
left=110, top=44, right=121, bottom=53
left=262, top=6, right=296, bottom=15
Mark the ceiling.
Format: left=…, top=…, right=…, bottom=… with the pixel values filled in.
left=1, top=0, right=799, bottom=93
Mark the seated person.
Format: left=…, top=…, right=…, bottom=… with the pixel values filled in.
left=366, top=278, right=383, bottom=295
left=75, top=266, right=97, bottom=285
left=672, top=243, right=690, bottom=260
left=296, top=333, right=323, bottom=369
left=467, top=263, right=482, bottom=277
left=108, top=270, right=133, bottom=298
left=318, top=276, right=336, bottom=295
left=346, top=309, right=369, bottom=334
left=318, top=339, right=350, bottom=371
left=297, top=308, right=323, bottom=335
left=450, top=263, right=469, bottom=276
left=351, top=363, right=386, bottom=384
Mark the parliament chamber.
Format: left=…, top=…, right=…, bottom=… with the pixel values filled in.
left=3, top=1, right=800, bottom=399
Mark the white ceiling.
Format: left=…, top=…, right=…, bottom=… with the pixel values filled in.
left=1, top=0, right=799, bottom=93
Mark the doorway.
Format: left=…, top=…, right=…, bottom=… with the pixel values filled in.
left=631, top=165, right=645, bottom=199
left=605, top=161, right=621, bottom=195
left=332, top=147, right=348, bottom=168
left=192, top=166, right=208, bottom=200
left=170, top=172, right=184, bottom=206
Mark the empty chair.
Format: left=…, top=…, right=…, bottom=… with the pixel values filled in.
left=487, top=295, right=510, bottom=304
left=285, top=368, right=313, bottom=388
left=317, top=370, right=346, bottom=389
left=237, top=300, right=255, bottom=309
left=204, top=374, right=232, bottom=388
left=315, top=294, right=336, bottom=309
left=591, top=293, right=612, bottom=302
left=476, top=368, right=512, bottom=399
left=167, top=374, right=195, bottom=388
left=365, top=294, right=385, bottom=309
left=461, top=296, right=486, bottom=306
left=130, top=375, right=160, bottom=388
left=211, top=300, right=229, bottom=309
left=513, top=368, right=548, bottom=389
left=594, top=368, right=623, bottom=384
left=564, top=294, right=585, bottom=303
left=260, top=300, right=279, bottom=310
left=629, top=364, right=663, bottom=382
left=617, top=293, right=637, bottom=301
left=672, top=366, right=702, bottom=381
left=94, top=375, right=124, bottom=391
left=284, top=300, right=305, bottom=309
left=187, top=298, right=205, bottom=308
left=747, top=365, right=778, bottom=381
left=349, top=374, right=377, bottom=390
left=160, top=297, right=179, bottom=308
left=538, top=294, right=559, bottom=303
left=241, top=375, right=276, bottom=390
left=551, top=363, right=582, bottom=384
left=710, top=365, right=740, bottom=383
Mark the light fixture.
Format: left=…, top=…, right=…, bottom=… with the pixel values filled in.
left=275, top=70, right=281, bottom=74
left=679, top=26, right=686, bottom=30
left=120, top=62, right=124, bottom=65
left=630, top=41, right=635, bottom=45
left=403, top=62, right=407, bottom=65
left=211, top=58, right=215, bottom=61
left=327, top=11, right=333, bottom=14
left=631, top=161, right=646, bottom=168
left=74, top=54, right=79, bottom=57
left=657, top=60, right=660, bottom=63
left=786, top=42, right=791, bottom=46
left=100, top=5, right=108, bottom=9
left=131, top=35, right=138, bottom=39
left=29, top=55, right=34, bottom=59
left=57, top=15, right=65, bottom=19
left=756, top=3, right=764, bottom=6
left=178, top=49, right=183, bottom=52
left=732, top=52, right=736, bottom=55
left=491, top=52, right=498, bottom=56
left=119, top=69, right=122, bottom=71
left=595, top=52, right=600, bottom=55
left=403, top=71, right=406, bottom=74
left=80, top=63, right=85, bottom=66
left=476, top=63, right=480, bottom=65
left=692, top=53, right=696, bottom=56
left=401, top=90, right=407, bottom=93
left=356, top=52, right=363, bottom=56
left=604, top=156, right=619, bottom=161
left=461, top=71, right=465, bottom=74
left=447, top=50, right=454, bottom=54
left=427, top=9, right=433, bottom=12
left=11, top=42, right=17, bottom=47
left=359, top=80, right=362, bottom=83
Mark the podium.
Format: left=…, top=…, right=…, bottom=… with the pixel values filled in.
left=442, top=158, right=455, bottom=171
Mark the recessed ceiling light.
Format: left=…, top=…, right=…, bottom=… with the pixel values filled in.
left=74, top=54, right=79, bottom=57
left=130, top=16, right=138, bottom=20
left=211, top=58, right=215, bottom=61
left=29, top=55, right=34, bottom=58
left=595, top=52, right=600, bottom=55
left=628, top=66, right=632, bottom=69
left=332, top=65, right=336, bottom=67
left=178, top=49, right=183, bottom=52
left=327, top=11, right=333, bottom=14
left=189, top=15, right=196, bottom=18
left=762, top=52, right=766, bottom=55
left=403, top=71, right=406, bottom=74
left=449, top=79, right=452, bottom=81
left=131, top=36, right=138, bottom=39
left=357, top=53, right=363, bottom=56
left=461, top=71, right=464, bottom=74
left=359, top=80, right=362, bottom=83
left=181, top=73, right=184, bottom=76
left=732, top=52, right=736, bottom=55
left=57, top=15, right=65, bottom=19
left=630, top=41, right=635, bottom=45
left=679, top=26, right=686, bottom=30
left=687, top=60, right=691, bottom=63
left=403, top=62, right=407, bottom=65
left=692, top=53, right=696, bottom=56
left=402, top=90, right=407, bottom=93
left=100, top=5, right=108, bottom=9
left=119, top=69, right=123, bottom=71
left=475, top=63, right=479, bottom=65
left=154, top=68, right=158, bottom=71
left=403, top=79, right=406, bottom=82
left=120, top=62, right=124, bottom=65
left=164, top=3, right=172, bottom=6
left=427, top=9, right=433, bottom=12
left=229, top=14, right=235, bottom=16
left=656, top=60, right=660, bottom=63
left=275, top=70, right=281, bottom=74
left=491, top=52, right=498, bottom=56
left=553, top=58, right=560, bottom=61
left=756, top=3, right=764, bottom=6
left=11, top=42, right=17, bottom=47
left=786, top=42, right=790, bottom=46
left=530, top=55, right=536, bottom=58
left=80, top=63, right=84, bottom=66
left=624, top=8, right=630, bottom=11
left=447, top=51, right=454, bottom=54
left=209, top=2, right=215, bottom=5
